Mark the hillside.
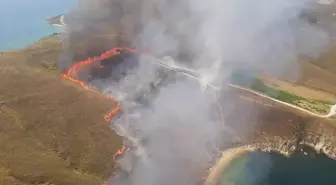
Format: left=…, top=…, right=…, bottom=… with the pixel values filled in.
left=297, top=47, right=336, bottom=94
left=292, top=3, right=336, bottom=94
left=0, top=35, right=122, bottom=185
left=1, top=2, right=336, bottom=184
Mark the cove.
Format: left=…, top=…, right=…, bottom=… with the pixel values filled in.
left=219, top=145, right=336, bottom=185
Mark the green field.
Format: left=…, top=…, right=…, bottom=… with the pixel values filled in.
left=230, top=71, right=335, bottom=114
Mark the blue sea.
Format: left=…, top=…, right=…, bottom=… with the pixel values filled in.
left=218, top=146, right=336, bottom=185
left=0, top=0, right=75, bottom=50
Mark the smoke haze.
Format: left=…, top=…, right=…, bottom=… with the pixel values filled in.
left=61, top=0, right=332, bottom=185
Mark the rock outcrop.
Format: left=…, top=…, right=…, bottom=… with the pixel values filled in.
left=225, top=89, right=336, bottom=159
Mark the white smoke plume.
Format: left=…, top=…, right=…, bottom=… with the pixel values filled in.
left=62, top=0, right=332, bottom=185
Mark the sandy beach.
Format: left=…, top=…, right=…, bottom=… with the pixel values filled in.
left=205, top=146, right=255, bottom=185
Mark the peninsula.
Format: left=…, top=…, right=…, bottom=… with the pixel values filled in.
left=46, top=14, right=66, bottom=27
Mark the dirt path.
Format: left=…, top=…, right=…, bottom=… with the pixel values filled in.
left=227, top=84, right=336, bottom=118
left=154, top=59, right=336, bottom=119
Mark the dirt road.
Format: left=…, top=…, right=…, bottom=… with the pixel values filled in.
left=228, top=84, right=336, bottom=118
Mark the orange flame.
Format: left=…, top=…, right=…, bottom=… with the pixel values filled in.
left=113, top=145, right=127, bottom=160
left=61, top=47, right=135, bottom=122
left=61, top=48, right=136, bottom=163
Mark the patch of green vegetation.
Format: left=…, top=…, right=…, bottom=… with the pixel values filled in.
left=316, top=99, right=336, bottom=105
left=251, top=79, right=305, bottom=103
left=230, top=71, right=334, bottom=114
left=251, top=79, right=334, bottom=114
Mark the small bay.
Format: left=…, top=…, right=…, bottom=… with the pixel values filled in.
left=219, top=146, right=336, bottom=185
left=0, top=0, right=75, bottom=50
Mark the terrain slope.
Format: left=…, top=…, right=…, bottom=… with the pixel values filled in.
left=0, top=35, right=122, bottom=185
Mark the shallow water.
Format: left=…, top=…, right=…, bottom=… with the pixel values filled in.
left=0, top=0, right=75, bottom=50
left=219, top=146, right=336, bottom=185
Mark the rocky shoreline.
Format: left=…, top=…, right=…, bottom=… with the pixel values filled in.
left=110, top=84, right=336, bottom=184
left=202, top=88, right=336, bottom=184
left=224, top=88, right=336, bottom=159
left=204, top=115, right=336, bottom=185
left=249, top=136, right=336, bottom=159
left=205, top=139, right=336, bottom=185
left=250, top=120, right=336, bottom=160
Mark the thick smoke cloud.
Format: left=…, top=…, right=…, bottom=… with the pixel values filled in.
left=61, top=0, right=332, bottom=185
left=64, top=0, right=329, bottom=79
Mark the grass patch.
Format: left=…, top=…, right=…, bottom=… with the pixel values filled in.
left=316, top=99, right=336, bottom=105
left=0, top=35, right=123, bottom=185
left=251, top=79, right=333, bottom=114
left=251, top=79, right=305, bottom=103
left=230, top=71, right=334, bottom=114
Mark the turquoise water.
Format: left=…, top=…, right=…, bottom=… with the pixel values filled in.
left=219, top=146, right=336, bottom=185
left=0, top=0, right=75, bottom=50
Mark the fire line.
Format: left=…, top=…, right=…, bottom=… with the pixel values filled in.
left=61, top=47, right=136, bottom=161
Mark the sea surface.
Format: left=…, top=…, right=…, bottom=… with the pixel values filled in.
left=0, top=0, right=75, bottom=50
left=219, top=146, right=336, bottom=185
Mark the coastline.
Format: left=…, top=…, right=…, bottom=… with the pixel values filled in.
left=6, top=26, right=335, bottom=185
left=56, top=15, right=67, bottom=28
left=0, top=0, right=74, bottom=51
left=205, top=131, right=336, bottom=185
left=205, top=146, right=256, bottom=185
left=1, top=16, right=66, bottom=51
left=46, top=14, right=67, bottom=28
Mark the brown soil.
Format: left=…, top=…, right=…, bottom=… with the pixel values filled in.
left=223, top=88, right=336, bottom=142
left=0, top=35, right=122, bottom=185
left=297, top=61, right=336, bottom=95
left=260, top=75, right=336, bottom=101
